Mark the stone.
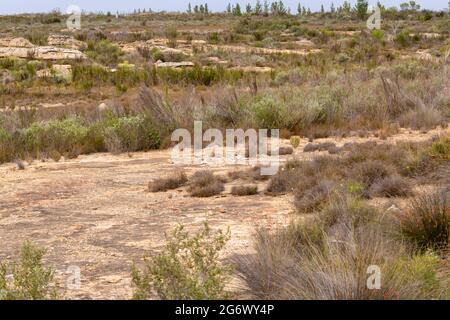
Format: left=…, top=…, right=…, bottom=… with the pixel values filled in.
left=0, top=46, right=86, bottom=60
left=0, top=37, right=34, bottom=48
left=47, top=34, right=87, bottom=50
left=154, top=61, right=195, bottom=68
left=230, top=66, right=273, bottom=73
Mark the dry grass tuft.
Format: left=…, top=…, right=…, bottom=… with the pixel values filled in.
left=369, top=175, right=413, bottom=198
left=398, top=190, right=449, bottom=253
left=188, top=170, right=224, bottom=197
left=228, top=166, right=269, bottom=182
left=148, top=170, right=187, bottom=192
left=294, top=180, right=335, bottom=212
left=231, top=185, right=258, bottom=196
left=233, top=194, right=446, bottom=299
left=348, top=160, right=397, bottom=188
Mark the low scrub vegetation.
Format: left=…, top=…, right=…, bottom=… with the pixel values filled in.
left=233, top=192, right=448, bottom=299
left=188, top=170, right=225, bottom=197
left=0, top=114, right=161, bottom=163
left=148, top=170, right=188, bottom=192
left=0, top=241, right=58, bottom=300
left=398, top=190, right=449, bottom=253
left=231, top=185, right=258, bottom=196
left=132, top=223, right=232, bottom=300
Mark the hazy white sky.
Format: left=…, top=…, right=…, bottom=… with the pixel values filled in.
left=0, top=0, right=447, bottom=14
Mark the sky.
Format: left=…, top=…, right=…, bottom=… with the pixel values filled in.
left=0, top=0, right=447, bottom=15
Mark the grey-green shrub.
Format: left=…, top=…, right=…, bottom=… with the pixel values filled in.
left=0, top=241, right=58, bottom=300
left=131, top=223, right=232, bottom=300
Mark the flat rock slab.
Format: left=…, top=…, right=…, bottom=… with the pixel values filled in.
left=0, top=46, right=86, bottom=60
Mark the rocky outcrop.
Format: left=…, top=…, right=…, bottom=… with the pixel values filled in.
left=230, top=66, right=273, bottom=73
left=47, top=34, right=87, bottom=50
left=0, top=46, right=86, bottom=60
left=0, top=37, right=34, bottom=48
left=154, top=61, right=195, bottom=68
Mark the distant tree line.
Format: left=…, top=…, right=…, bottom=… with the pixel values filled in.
left=124, top=1, right=449, bottom=20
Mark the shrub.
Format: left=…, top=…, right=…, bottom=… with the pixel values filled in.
left=131, top=223, right=232, bottom=300
left=252, top=95, right=283, bottom=129
left=228, top=166, right=269, bottom=182
left=72, top=64, right=110, bottom=90
left=394, top=31, right=411, bottom=47
left=25, top=31, right=48, bottom=46
left=234, top=195, right=446, bottom=300
left=395, top=253, right=448, bottom=299
left=369, top=175, right=413, bottom=198
left=208, top=32, right=220, bottom=44
left=148, top=170, right=187, bottom=192
left=86, top=40, right=123, bottom=66
left=151, top=49, right=165, bottom=62
left=319, top=194, right=379, bottom=230
left=428, top=136, right=450, bottom=160
left=289, top=136, right=301, bottom=148
left=266, top=170, right=295, bottom=194
left=233, top=218, right=433, bottom=299
left=348, top=160, right=397, bottom=189
left=294, top=180, right=335, bottom=212
left=188, top=171, right=225, bottom=197
left=398, top=190, right=449, bottom=252
left=303, top=143, right=318, bottom=152
left=276, top=146, right=294, bottom=155
left=231, top=185, right=258, bottom=196
left=371, top=29, right=385, bottom=41
left=398, top=107, right=444, bottom=130
left=0, top=241, right=58, bottom=300
left=0, top=125, right=13, bottom=163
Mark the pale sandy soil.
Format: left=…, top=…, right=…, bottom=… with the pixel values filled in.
left=0, top=127, right=447, bottom=299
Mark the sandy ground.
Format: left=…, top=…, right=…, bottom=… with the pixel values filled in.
left=0, top=127, right=447, bottom=299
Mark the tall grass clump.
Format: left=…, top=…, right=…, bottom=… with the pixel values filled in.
left=233, top=193, right=447, bottom=299
left=398, top=190, right=449, bottom=253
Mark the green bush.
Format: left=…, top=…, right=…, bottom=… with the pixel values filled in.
left=393, top=60, right=429, bottom=80
left=252, top=94, right=284, bottom=129
left=428, top=136, right=450, bottom=160
left=0, top=241, right=58, bottom=300
left=0, top=124, right=13, bottom=163
left=104, top=116, right=160, bottom=152
left=0, top=115, right=161, bottom=163
left=86, top=40, right=123, bottom=66
left=25, top=31, right=48, bottom=46
left=22, top=118, right=88, bottom=158
left=72, top=64, right=110, bottom=90
left=395, top=253, right=447, bottom=298
left=394, top=31, right=411, bottom=47
left=371, top=29, right=385, bottom=41
left=131, top=223, right=232, bottom=300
